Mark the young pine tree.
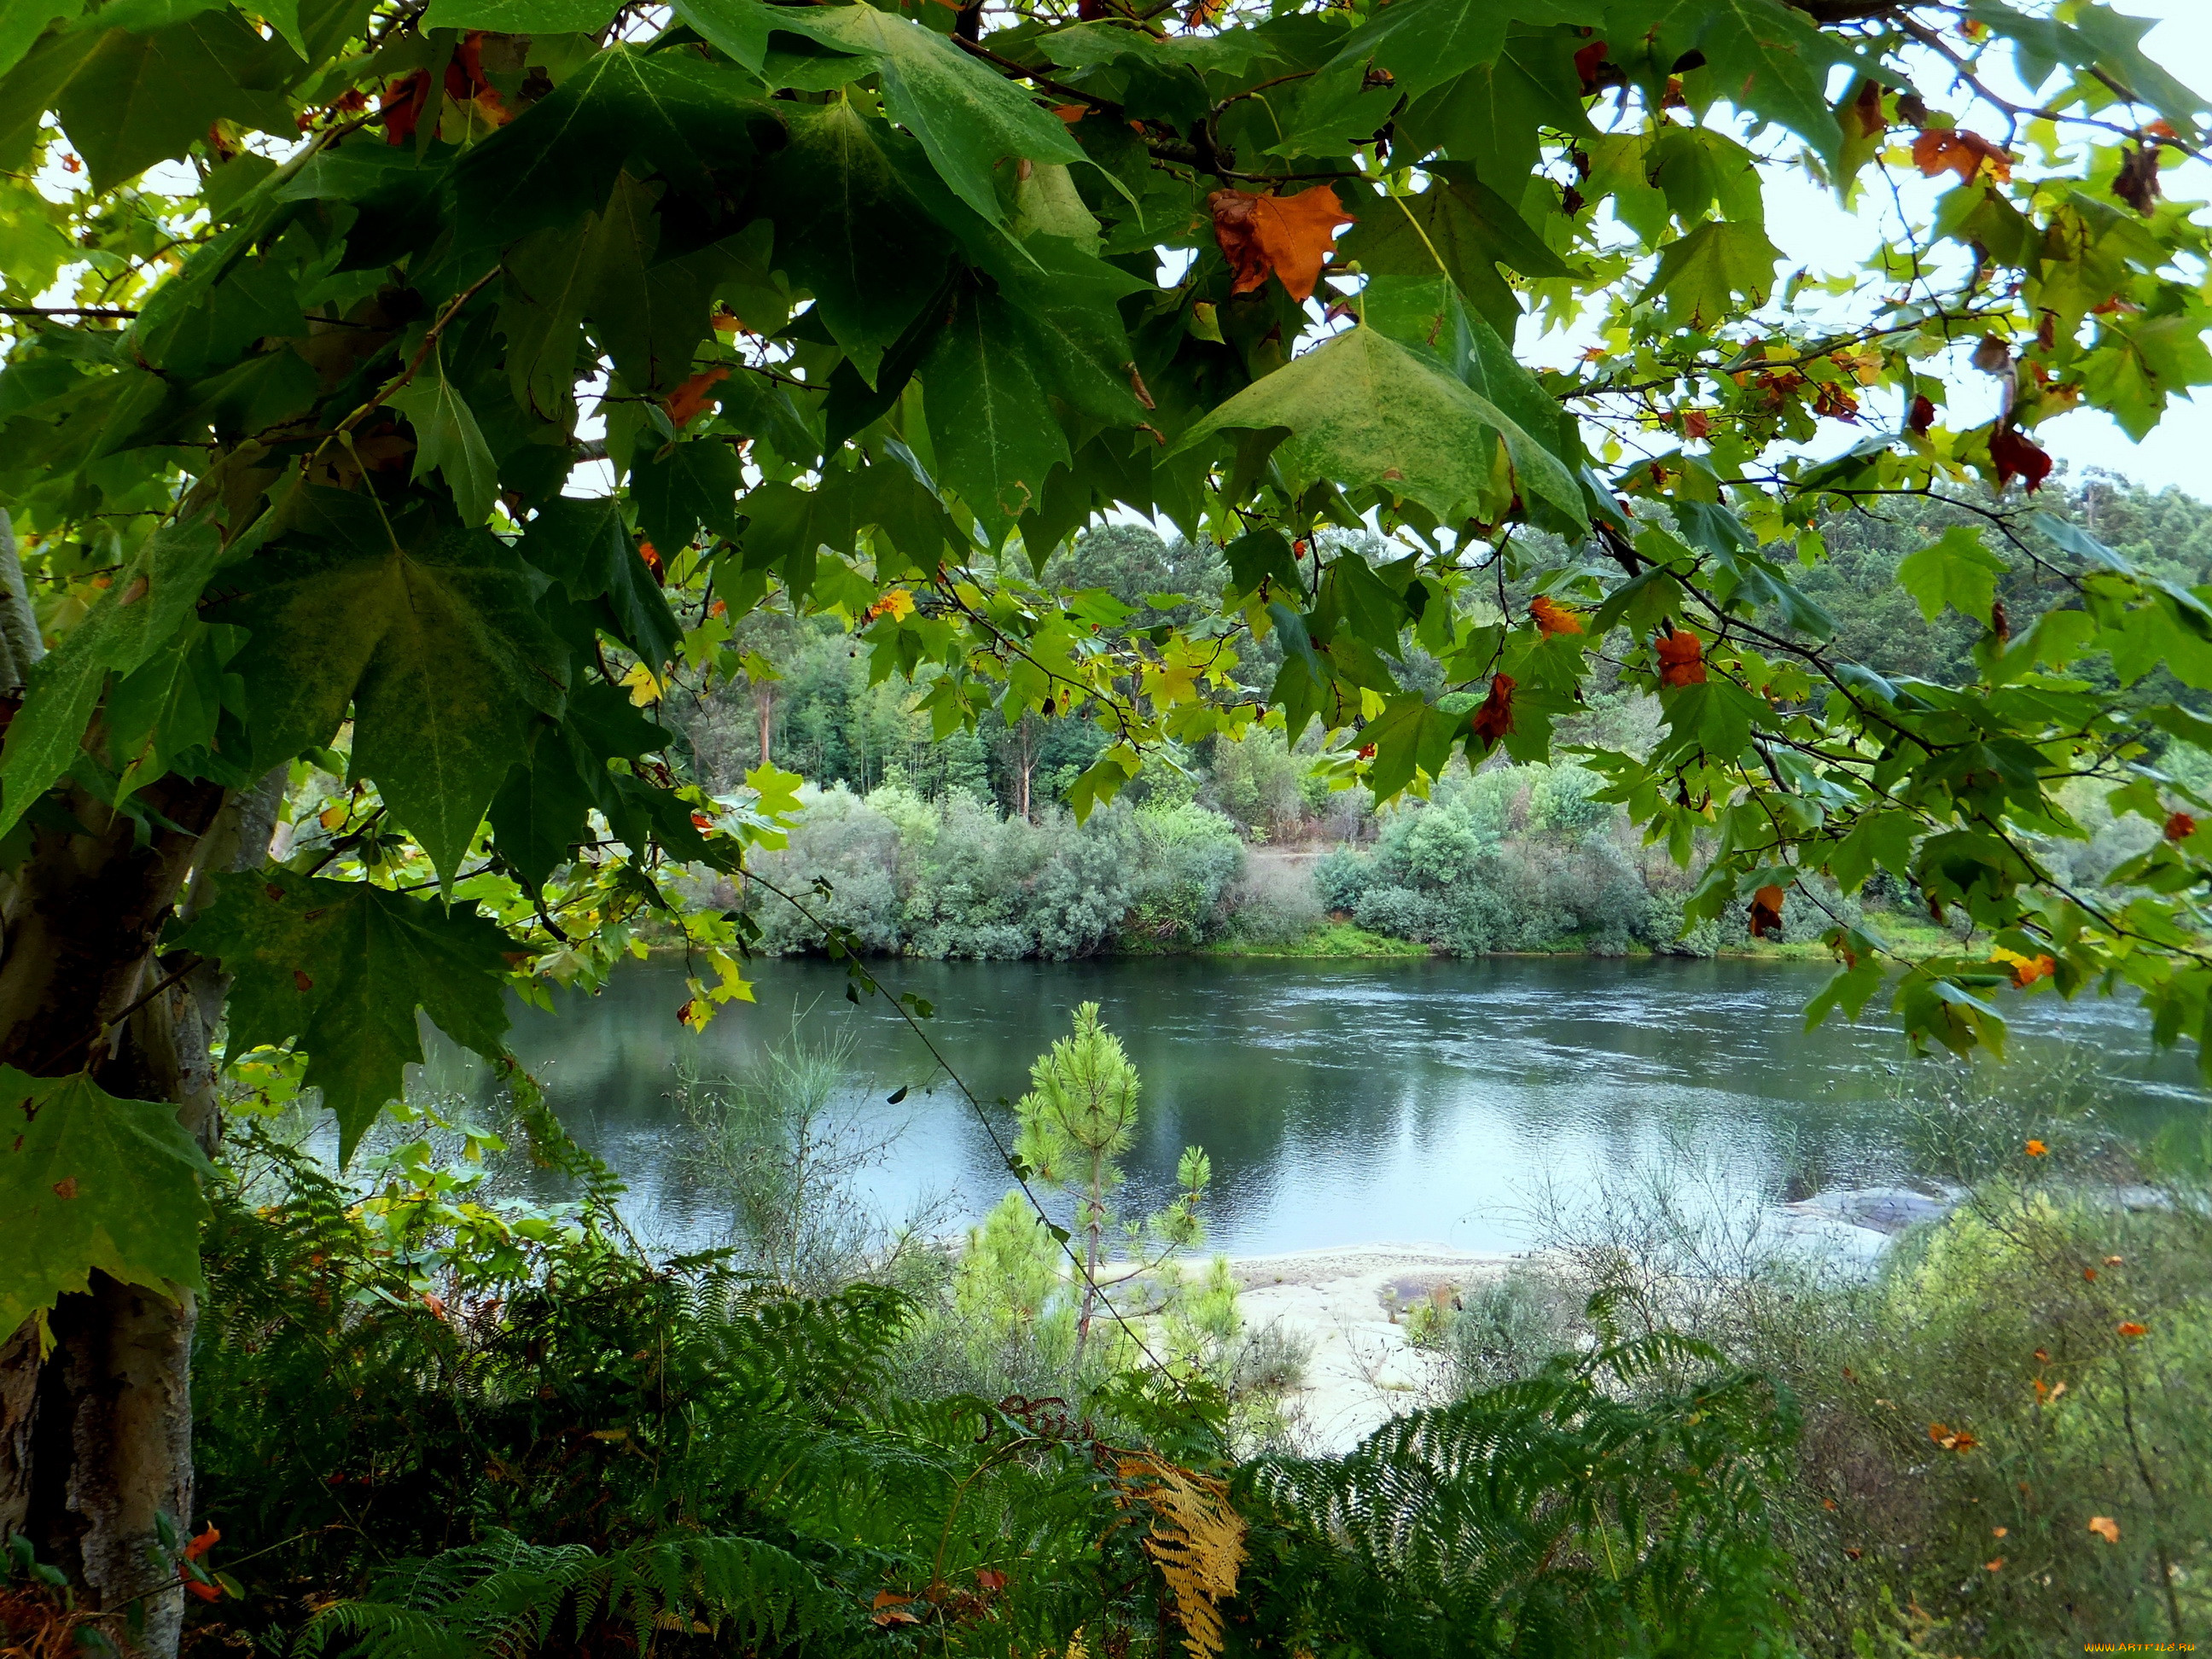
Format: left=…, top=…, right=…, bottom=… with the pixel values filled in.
left=1016, top=1004, right=1215, bottom=1366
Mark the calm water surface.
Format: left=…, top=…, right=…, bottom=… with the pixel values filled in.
left=422, top=956, right=2209, bottom=1255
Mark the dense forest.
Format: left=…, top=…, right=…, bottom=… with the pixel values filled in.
left=688, top=469, right=2212, bottom=962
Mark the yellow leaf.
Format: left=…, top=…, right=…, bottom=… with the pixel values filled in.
left=707, top=952, right=754, bottom=1005
left=620, top=661, right=667, bottom=706
left=318, top=803, right=347, bottom=830
left=2087, top=1515, right=2121, bottom=1544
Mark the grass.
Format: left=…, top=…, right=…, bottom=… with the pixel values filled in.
left=1198, top=923, right=1434, bottom=958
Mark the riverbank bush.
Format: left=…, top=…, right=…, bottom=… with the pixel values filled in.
left=744, top=784, right=1243, bottom=959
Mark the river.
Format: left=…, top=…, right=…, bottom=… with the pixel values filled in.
left=413, top=954, right=2208, bottom=1256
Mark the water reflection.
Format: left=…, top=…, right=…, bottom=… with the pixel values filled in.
left=411, top=955, right=2206, bottom=1255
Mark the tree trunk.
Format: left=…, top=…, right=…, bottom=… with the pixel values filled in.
left=757, top=684, right=774, bottom=766
left=0, top=504, right=279, bottom=1654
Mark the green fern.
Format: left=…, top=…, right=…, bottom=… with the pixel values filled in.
left=1235, top=1314, right=1801, bottom=1658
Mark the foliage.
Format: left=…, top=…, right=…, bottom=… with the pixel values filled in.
left=1236, top=1318, right=1802, bottom=1657
left=746, top=784, right=1244, bottom=958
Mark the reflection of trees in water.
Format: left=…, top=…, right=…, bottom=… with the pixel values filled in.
left=412, top=956, right=2203, bottom=1253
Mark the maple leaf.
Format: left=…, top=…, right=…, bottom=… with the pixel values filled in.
left=1529, top=596, right=1583, bottom=637
left=664, top=365, right=729, bottom=428
left=1208, top=186, right=1356, bottom=303
left=1573, top=38, right=1610, bottom=96
left=1841, top=76, right=1885, bottom=143
left=1749, top=884, right=1786, bottom=939
left=1912, top=126, right=2011, bottom=184
left=866, top=588, right=917, bottom=623
left=2087, top=1515, right=2121, bottom=1543
left=1655, top=629, right=1706, bottom=687
left=1992, top=945, right=2054, bottom=987
left=2164, top=811, right=2196, bottom=841
left=1988, top=426, right=2052, bottom=492
left=1470, top=673, right=1515, bottom=746
left=1681, top=410, right=1712, bottom=440
left=2025, top=1138, right=2048, bottom=1156
left=2113, top=142, right=2162, bottom=217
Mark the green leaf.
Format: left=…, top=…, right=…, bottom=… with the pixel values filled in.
left=1396, top=25, right=1591, bottom=189
left=0, top=1067, right=212, bottom=1333
left=422, top=0, right=620, bottom=32
left=754, top=101, right=956, bottom=385
left=1359, top=272, right=1568, bottom=457
left=765, top=2, right=1087, bottom=230
left=1172, top=324, right=1585, bottom=531
left=1638, top=220, right=1782, bottom=329
left=55, top=12, right=295, bottom=190
left=1339, top=165, right=1569, bottom=337
left=0, top=520, right=225, bottom=839
left=172, top=870, right=515, bottom=1162
left=521, top=495, right=682, bottom=667
left=629, top=437, right=747, bottom=563
left=1325, top=0, right=1597, bottom=104
left=919, top=282, right=1071, bottom=539
left=1895, top=524, right=2008, bottom=624
left=204, top=505, right=569, bottom=884
left=388, top=348, right=499, bottom=526
left=1604, top=0, right=1845, bottom=162
left=489, top=722, right=600, bottom=893
left=0, top=0, right=79, bottom=81
left=456, top=45, right=778, bottom=244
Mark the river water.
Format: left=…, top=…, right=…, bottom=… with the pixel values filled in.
left=418, top=955, right=2208, bottom=1256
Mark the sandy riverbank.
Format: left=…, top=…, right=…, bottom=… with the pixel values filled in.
left=1225, top=1243, right=1519, bottom=1452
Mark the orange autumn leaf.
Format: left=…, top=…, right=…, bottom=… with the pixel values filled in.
left=1749, top=884, right=1786, bottom=940
left=1208, top=185, right=1356, bottom=302
left=1470, top=672, right=1515, bottom=745
left=1912, top=126, right=2012, bottom=184
left=1994, top=946, right=2056, bottom=987
left=665, top=365, right=730, bottom=428
left=184, top=1579, right=221, bottom=1602
left=184, top=1525, right=220, bottom=1563
left=2117, top=1321, right=2148, bottom=1337
left=637, top=540, right=661, bottom=572
left=1984, top=1557, right=2005, bottom=1571
left=2025, top=1138, right=2048, bottom=1156
left=1530, top=595, right=1584, bottom=637
left=2165, top=811, right=2197, bottom=841
left=1654, top=629, right=1705, bottom=687
left=865, top=588, right=916, bottom=623
left=2087, top=1515, right=2121, bottom=1544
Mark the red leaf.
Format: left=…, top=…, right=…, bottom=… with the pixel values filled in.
left=1470, top=673, right=1515, bottom=746
left=1207, top=185, right=1357, bottom=302
left=1907, top=394, right=1936, bottom=434
left=2164, top=811, right=2196, bottom=841
left=381, top=70, right=433, bottom=145
left=293, top=969, right=313, bottom=992
left=1573, top=38, right=1610, bottom=95
left=1988, top=427, right=2052, bottom=493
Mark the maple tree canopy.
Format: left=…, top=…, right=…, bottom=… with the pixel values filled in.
left=1, top=0, right=2210, bottom=1349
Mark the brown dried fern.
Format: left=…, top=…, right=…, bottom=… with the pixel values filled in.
left=1115, top=1452, right=1246, bottom=1659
